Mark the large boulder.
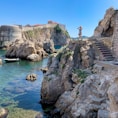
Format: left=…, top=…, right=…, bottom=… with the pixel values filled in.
left=5, top=39, right=47, bottom=61
left=0, top=108, right=8, bottom=118
left=41, top=75, right=64, bottom=104
left=27, top=54, right=41, bottom=61
left=26, top=73, right=37, bottom=81
left=41, top=40, right=95, bottom=106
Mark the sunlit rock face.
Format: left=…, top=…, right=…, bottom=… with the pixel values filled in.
left=93, top=7, right=118, bottom=59
left=40, top=9, right=118, bottom=117
left=94, top=7, right=115, bottom=37
left=3, top=22, right=70, bottom=61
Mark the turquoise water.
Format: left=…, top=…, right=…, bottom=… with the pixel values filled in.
left=54, top=45, right=62, bottom=49
left=0, top=50, right=48, bottom=116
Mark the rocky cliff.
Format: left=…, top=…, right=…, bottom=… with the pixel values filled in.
left=41, top=40, right=98, bottom=117
left=93, top=7, right=118, bottom=59
left=41, top=39, right=118, bottom=118
left=4, top=23, right=70, bottom=61
left=22, top=24, right=70, bottom=46
left=0, top=23, right=70, bottom=48
left=94, top=7, right=115, bottom=37
left=40, top=7, right=118, bottom=117
left=5, top=38, right=54, bottom=61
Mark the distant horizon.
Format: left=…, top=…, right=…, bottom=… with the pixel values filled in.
left=0, top=0, right=118, bottom=37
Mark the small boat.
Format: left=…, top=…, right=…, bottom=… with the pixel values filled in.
left=4, top=58, right=20, bottom=62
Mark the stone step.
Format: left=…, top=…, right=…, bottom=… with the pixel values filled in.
left=103, top=56, right=114, bottom=59
left=99, top=49, right=112, bottom=53
left=94, top=40, right=114, bottom=61
left=104, top=56, right=114, bottom=58
left=94, top=43, right=104, bottom=45
left=105, top=59, right=114, bottom=61
left=105, top=57, right=114, bottom=60
left=97, top=47, right=110, bottom=50
left=99, top=49, right=112, bottom=52
left=98, top=47, right=110, bottom=49
left=102, top=54, right=113, bottom=57
left=106, top=57, right=114, bottom=59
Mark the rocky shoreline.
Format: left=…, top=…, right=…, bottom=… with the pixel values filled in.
left=40, top=40, right=96, bottom=117
left=0, top=22, right=70, bottom=62
left=40, top=39, right=118, bottom=118
left=40, top=7, right=118, bottom=118
left=5, top=39, right=54, bottom=61
left=1, top=7, right=118, bottom=118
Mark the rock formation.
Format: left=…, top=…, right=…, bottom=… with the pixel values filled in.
left=0, top=108, right=8, bottom=118
left=94, top=7, right=115, bottom=37
left=0, top=58, right=2, bottom=65
left=93, top=7, right=118, bottom=59
left=0, top=22, right=70, bottom=48
left=41, top=40, right=98, bottom=117
left=5, top=39, right=48, bottom=61
left=41, top=38, right=118, bottom=117
left=40, top=7, right=118, bottom=118
left=22, top=23, right=70, bottom=46
left=26, top=73, right=37, bottom=81
left=3, top=22, right=70, bottom=61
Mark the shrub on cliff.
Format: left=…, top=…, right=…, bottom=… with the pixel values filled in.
left=54, top=24, right=62, bottom=33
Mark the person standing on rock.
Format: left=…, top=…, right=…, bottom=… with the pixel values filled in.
left=78, top=26, right=82, bottom=40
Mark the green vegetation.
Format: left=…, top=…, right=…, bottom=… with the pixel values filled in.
left=24, top=28, right=42, bottom=39
left=65, top=30, right=70, bottom=37
left=73, top=69, right=88, bottom=83
left=52, top=70, right=58, bottom=75
left=7, top=108, right=38, bottom=118
left=54, top=24, right=70, bottom=37
left=56, top=45, right=67, bottom=61
left=43, top=106, right=55, bottom=113
left=54, top=24, right=62, bottom=33
left=62, top=64, right=65, bottom=69
left=27, top=30, right=34, bottom=37
left=65, top=50, right=74, bottom=57
left=47, top=78, right=52, bottom=81
left=44, top=76, right=52, bottom=81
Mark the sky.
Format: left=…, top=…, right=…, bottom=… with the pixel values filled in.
left=0, top=0, right=118, bottom=37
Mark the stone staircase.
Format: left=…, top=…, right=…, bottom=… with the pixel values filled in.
left=94, top=41, right=114, bottom=61
left=112, top=10, right=118, bottom=59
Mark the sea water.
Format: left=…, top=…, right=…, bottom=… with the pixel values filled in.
left=0, top=50, right=48, bottom=117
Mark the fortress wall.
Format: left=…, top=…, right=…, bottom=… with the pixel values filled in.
left=0, top=23, right=66, bottom=42
left=22, top=24, right=66, bottom=31
left=0, top=25, right=22, bottom=41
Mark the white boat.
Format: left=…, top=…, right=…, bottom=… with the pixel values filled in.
left=4, top=58, right=20, bottom=62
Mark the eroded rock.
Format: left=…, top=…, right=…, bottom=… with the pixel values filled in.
left=0, top=59, right=2, bottom=65
left=0, top=108, right=8, bottom=118
left=27, top=54, right=41, bottom=61
left=26, top=73, right=37, bottom=81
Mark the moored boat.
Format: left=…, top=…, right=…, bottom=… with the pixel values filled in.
left=4, top=58, right=20, bottom=62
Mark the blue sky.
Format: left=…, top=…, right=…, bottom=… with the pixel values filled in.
left=0, top=0, right=118, bottom=37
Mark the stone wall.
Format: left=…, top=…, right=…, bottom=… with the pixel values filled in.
left=0, top=25, right=22, bottom=41
left=22, top=24, right=65, bottom=31
left=0, top=22, right=68, bottom=47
